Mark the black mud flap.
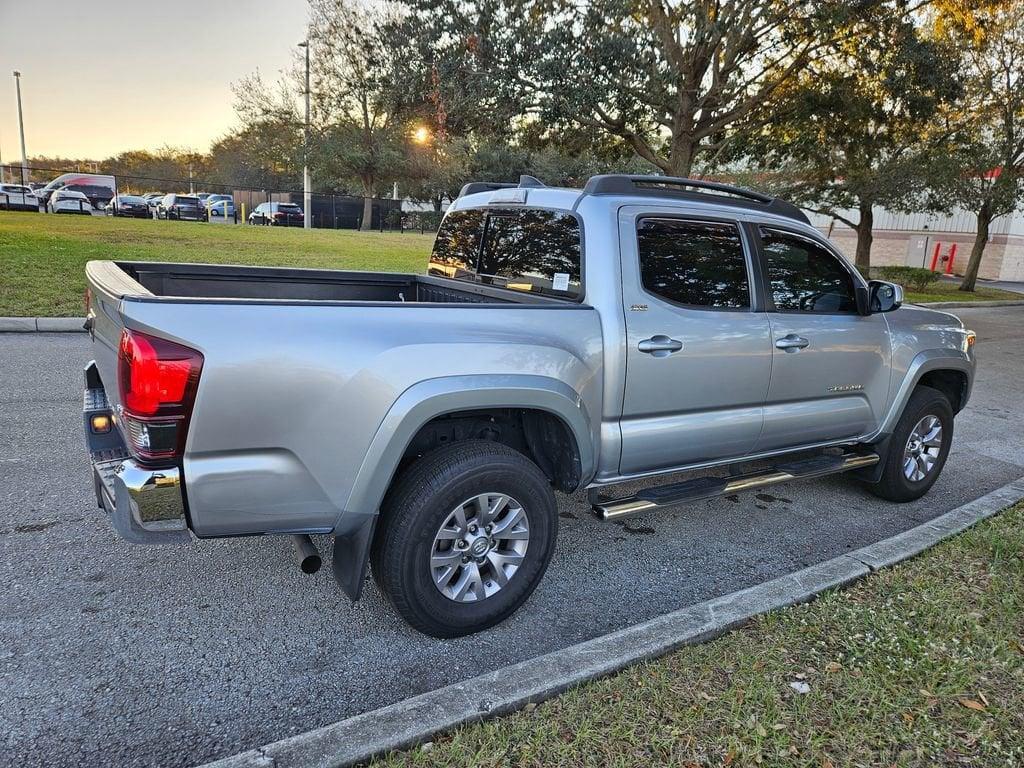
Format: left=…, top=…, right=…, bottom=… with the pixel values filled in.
left=332, top=516, right=378, bottom=601
left=852, top=435, right=892, bottom=484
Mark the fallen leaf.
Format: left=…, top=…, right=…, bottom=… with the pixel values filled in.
left=959, top=699, right=986, bottom=712
left=825, top=662, right=842, bottom=673
left=978, top=692, right=990, bottom=707
left=772, top=723, right=787, bottom=731
left=723, top=749, right=735, bottom=766
left=756, top=724, right=767, bottom=738
left=902, top=712, right=915, bottom=725
left=822, top=758, right=835, bottom=768
left=919, top=689, right=935, bottom=698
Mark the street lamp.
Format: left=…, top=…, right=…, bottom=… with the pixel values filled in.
left=13, top=71, right=28, bottom=186
left=297, top=40, right=311, bottom=230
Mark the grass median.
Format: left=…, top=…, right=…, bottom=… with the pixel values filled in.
left=0, top=211, right=434, bottom=316
left=2, top=210, right=1020, bottom=316
left=903, top=281, right=1021, bottom=304
left=376, top=501, right=1024, bottom=768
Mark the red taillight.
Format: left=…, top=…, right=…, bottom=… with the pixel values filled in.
left=117, top=329, right=203, bottom=462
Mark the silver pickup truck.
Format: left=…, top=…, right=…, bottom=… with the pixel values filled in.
left=83, top=174, right=976, bottom=637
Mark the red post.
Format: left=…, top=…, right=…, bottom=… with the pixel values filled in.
left=929, top=241, right=942, bottom=272
left=945, top=243, right=957, bottom=275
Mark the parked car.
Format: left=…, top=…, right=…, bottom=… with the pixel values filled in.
left=0, top=183, right=40, bottom=211
left=249, top=201, right=304, bottom=226
left=48, top=189, right=93, bottom=214
left=105, top=194, right=151, bottom=218
left=156, top=194, right=207, bottom=221
left=143, top=193, right=164, bottom=215
left=34, top=173, right=116, bottom=209
left=82, top=173, right=976, bottom=638
left=206, top=195, right=236, bottom=218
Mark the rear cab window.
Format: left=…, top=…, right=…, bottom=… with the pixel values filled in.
left=429, top=207, right=582, bottom=299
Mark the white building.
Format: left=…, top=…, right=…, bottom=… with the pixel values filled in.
left=808, top=207, right=1024, bottom=282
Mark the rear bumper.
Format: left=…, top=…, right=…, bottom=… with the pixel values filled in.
left=84, top=362, right=191, bottom=544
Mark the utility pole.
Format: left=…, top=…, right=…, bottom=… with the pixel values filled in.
left=13, top=71, right=28, bottom=186
left=298, top=40, right=311, bottom=230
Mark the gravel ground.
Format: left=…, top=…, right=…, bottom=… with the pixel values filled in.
left=1, top=306, right=1022, bottom=768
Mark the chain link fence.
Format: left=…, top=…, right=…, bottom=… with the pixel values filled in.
left=0, top=165, right=444, bottom=232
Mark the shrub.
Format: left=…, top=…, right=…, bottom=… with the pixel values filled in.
left=877, top=266, right=940, bottom=293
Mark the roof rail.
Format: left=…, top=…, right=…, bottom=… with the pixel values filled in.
left=583, top=174, right=809, bottom=224
left=457, top=174, right=548, bottom=198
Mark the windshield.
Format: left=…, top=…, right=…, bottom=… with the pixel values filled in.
left=429, top=207, right=582, bottom=299
left=277, top=204, right=301, bottom=212
left=174, top=197, right=200, bottom=205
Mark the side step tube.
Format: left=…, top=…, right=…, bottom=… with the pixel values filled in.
left=591, top=451, right=879, bottom=521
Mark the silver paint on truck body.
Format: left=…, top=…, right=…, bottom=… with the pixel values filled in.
left=84, top=186, right=976, bottom=543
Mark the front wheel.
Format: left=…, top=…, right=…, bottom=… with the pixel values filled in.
left=371, top=440, right=558, bottom=638
left=868, top=386, right=953, bottom=502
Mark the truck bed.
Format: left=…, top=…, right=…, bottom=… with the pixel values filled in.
left=108, top=261, right=559, bottom=305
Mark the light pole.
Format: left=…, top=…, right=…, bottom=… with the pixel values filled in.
left=298, top=40, right=311, bottom=230
left=13, top=71, right=28, bottom=186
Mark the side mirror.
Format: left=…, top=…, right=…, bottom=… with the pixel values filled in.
left=869, top=280, right=903, bottom=312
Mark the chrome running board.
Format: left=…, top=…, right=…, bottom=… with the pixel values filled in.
left=590, top=451, right=879, bottom=521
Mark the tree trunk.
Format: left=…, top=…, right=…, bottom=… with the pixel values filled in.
left=360, top=195, right=374, bottom=230
left=959, top=202, right=992, bottom=292
left=854, top=201, right=874, bottom=273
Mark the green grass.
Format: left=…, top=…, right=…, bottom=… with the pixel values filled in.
left=2, top=211, right=1020, bottom=315
left=0, top=211, right=434, bottom=316
left=904, top=280, right=1021, bottom=305
left=376, top=502, right=1024, bottom=768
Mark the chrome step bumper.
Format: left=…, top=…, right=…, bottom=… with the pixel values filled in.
left=590, top=451, right=880, bottom=521
left=84, top=362, right=191, bottom=544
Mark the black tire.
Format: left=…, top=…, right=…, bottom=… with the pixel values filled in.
left=371, top=440, right=558, bottom=638
left=868, top=385, right=953, bottom=502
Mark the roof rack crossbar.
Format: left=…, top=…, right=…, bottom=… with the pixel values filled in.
left=582, top=174, right=809, bottom=224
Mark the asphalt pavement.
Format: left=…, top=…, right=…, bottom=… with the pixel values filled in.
left=2, top=305, right=1023, bottom=768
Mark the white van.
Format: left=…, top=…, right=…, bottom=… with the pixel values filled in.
left=36, top=173, right=116, bottom=211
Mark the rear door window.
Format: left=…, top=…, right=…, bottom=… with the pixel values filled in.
left=637, top=218, right=751, bottom=309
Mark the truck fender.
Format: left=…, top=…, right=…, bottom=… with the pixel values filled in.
left=330, top=374, right=595, bottom=601
left=855, top=348, right=973, bottom=484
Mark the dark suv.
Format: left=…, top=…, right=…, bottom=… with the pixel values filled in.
left=249, top=202, right=305, bottom=226
left=157, top=194, right=207, bottom=222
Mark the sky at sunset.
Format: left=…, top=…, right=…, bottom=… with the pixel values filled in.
left=0, top=1, right=309, bottom=160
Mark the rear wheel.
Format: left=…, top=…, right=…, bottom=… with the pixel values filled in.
left=371, top=440, right=558, bottom=638
left=868, top=386, right=953, bottom=502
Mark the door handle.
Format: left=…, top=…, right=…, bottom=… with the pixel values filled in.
left=775, top=334, right=809, bottom=351
left=638, top=335, right=683, bottom=357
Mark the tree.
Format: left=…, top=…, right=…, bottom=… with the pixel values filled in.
left=395, top=0, right=872, bottom=176
left=930, top=1, right=1024, bottom=291
left=233, top=0, right=410, bottom=228
left=746, top=12, right=960, bottom=269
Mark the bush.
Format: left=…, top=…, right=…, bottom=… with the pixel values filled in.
left=877, top=266, right=940, bottom=293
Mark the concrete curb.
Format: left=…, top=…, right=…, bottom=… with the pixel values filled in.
left=0, top=317, right=85, bottom=332
left=916, top=299, right=1024, bottom=309
left=200, top=476, right=1024, bottom=768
